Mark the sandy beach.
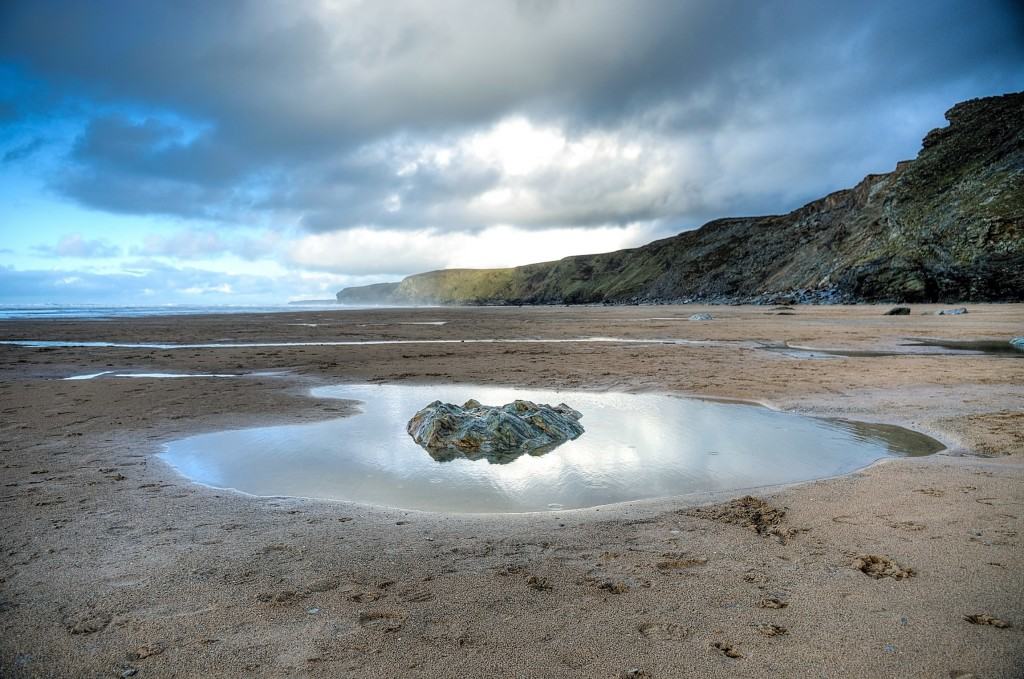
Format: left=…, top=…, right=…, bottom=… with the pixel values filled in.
left=1, top=304, right=1022, bottom=678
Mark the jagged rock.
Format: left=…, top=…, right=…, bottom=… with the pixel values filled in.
left=884, top=306, right=911, bottom=315
left=936, top=307, right=968, bottom=315
left=407, top=399, right=584, bottom=463
left=688, top=313, right=713, bottom=320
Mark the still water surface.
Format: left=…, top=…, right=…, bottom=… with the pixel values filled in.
left=160, top=384, right=943, bottom=513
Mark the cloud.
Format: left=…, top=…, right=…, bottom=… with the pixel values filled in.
left=290, top=119, right=710, bottom=232
left=287, top=222, right=660, bottom=275
left=3, top=136, right=45, bottom=163
left=132, top=229, right=281, bottom=260
left=0, top=0, right=1022, bottom=291
left=33, top=233, right=121, bottom=258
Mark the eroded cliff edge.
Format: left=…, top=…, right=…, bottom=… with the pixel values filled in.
left=338, top=93, right=1023, bottom=305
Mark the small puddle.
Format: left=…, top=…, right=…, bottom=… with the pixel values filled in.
left=160, top=384, right=943, bottom=513
left=358, top=321, right=448, bottom=326
left=64, top=372, right=240, bottom=380
left=762, top=344, right=904, bottom=359
left=64, top=371, right=115, bottom=380
left=764, top=338, right=1024, bottom=360
left=902, top=338, right=1024, bottom=357
left=62, top=371, right=286, bottom=380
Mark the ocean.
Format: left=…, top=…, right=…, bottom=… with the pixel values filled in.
left=0, top=303, right=363, bottom=320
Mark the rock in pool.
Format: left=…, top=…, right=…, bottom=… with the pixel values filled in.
left=688, top=313, right=713, bottom=321
left=884, top=306, right=911, bottom=315
left=407, top=399, right=584, bottom=463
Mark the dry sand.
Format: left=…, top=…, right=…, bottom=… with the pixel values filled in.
left=1, top=304, right=1022, bottom=678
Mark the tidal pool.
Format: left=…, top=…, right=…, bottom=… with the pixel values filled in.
left=902, top=338, right=1024, bottom=357
left=160, top=384, right=943, bottom=513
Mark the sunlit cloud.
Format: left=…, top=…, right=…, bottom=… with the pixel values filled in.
left=288, top=222, right=659, bottom=275
left=133, top=229, right=283, bottom=260
left=32, top=233, right=121, bottom=258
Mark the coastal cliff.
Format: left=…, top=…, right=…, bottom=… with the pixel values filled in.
left=338, top=93, right=1023, bottom=305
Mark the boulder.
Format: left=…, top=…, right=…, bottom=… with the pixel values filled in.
left=936, top=307, right=968, bottom=315
left=884, top=306, right=911, bottom=315
left=688, top=313, right=713, bottom=321
left=407, top=399, right=584, bottom=463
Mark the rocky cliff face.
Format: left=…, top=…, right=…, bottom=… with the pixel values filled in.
left=338, top=93, right=1023, bottom=305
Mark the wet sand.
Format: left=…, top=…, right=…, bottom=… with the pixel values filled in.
left=1, top=304, right=1022, bottom=677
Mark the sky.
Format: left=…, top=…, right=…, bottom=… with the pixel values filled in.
left=1, top=1, right=1022, bottom=305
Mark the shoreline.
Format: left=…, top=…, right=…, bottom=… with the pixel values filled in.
left=1, top=304, right=1022, bottom=677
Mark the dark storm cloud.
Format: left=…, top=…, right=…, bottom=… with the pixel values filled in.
left=2, top=136, right=45, bottom=163
left=1, top=0, right=1022, bottom=232
left=56, top=115, right=258, bottom=218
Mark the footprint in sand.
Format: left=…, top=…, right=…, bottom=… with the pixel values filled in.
left=67, top=612, right=111, bottom=634
left=757, top=598, right=788, bottom=609
left=304, top=577, right=341, bottom=594
left=656, top=555, right=708, bottom=573
left=256, top=589, right=300, bottom=604
left=974, top=497, right=1008, bottom=506
left=711, top=641, right=743, bottom=658
left=963, top=614, right=1011, bottom=628
left=358, top=610, right=405, bottom=633
left=914, top=488, right=946, bottom=497
left=526, top=575, right=552, bottom=591
left=399, top=586, right=434, bottom=603
left=886, top=520, right=926, bottom=531
left=496, top=563, right=525, bottom=576
left=598, top=580, right=631, bottom=594
left=126, top=644, right=164, bottom=661
left=756, top=623, right=788, bottom=637
left=638, top=622, right=689, bottom=640
left=421, top=618, right=478, bottom=646
left=852, top=555, right=915, bottom=580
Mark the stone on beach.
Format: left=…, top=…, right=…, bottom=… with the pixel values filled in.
left=407, top=398, right=584, bottom=463
left=688, top=313, right=713, bottom=321
left=936, top=307, right=968, bottom=315
left=884, top=306, right=911, bottom=315
left=1010, top=337, right=1024, bottom=351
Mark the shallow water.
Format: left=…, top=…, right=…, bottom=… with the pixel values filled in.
left=63, top=370, right=286, bottom=380
left=160, top=384, right=943, bottom=513
left=0, top=337, right=713, bottom=350
left=902, top=338, right=1024, bottom=357
left=763, top=345, right=903, bottom=359
left=63, top=372, right=240, bottom=380
left=764, top=338, right=1024, bottom=360
left=0, top=304, right=358, bottom=320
